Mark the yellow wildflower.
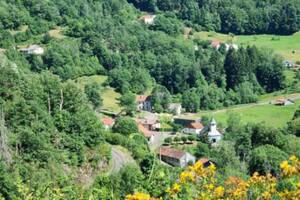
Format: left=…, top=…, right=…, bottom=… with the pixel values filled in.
left=179, top=171, right=195, bottom=183
left=214, top=186, right=224, bottom=198
left=125, top=192, right=151, bottom=200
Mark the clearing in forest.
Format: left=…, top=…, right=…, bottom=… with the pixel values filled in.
left=194, top=31, right=300, bottom=62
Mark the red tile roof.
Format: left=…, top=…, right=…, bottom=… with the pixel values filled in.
left=102, top=117, right=115, bottom=126
left=136, top=95, right=150, bottom=102
left=211, top=40, right=221, bottom=48
left=198, top=158, right=210, bottom=164
left=158, top=147, right=186, bottom=160
left=138, top=123, right=153, bottom=138
left=187, top=122, right=204, bottom=130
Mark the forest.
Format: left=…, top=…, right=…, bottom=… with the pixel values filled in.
left=0, top=0, right=299, bottom=199
left=128, top=0, right=300, bottom=34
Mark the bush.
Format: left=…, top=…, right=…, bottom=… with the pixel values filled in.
left=112, top=117, right=138, bottom=135
left=164, top=137, right=172, bottom=144
left=181, top=136, right=187, bottom=143
left=173, top=137, right=180, bottom=143
left=188, top=135, right=197, bottom=141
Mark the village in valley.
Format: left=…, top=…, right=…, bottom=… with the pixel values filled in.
left=100, top=90, right=298, bottom=168
left=15, top=37, right=299, bottom=169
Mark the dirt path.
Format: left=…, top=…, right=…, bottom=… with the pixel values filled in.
left=109, top=146, right=135, bottom=173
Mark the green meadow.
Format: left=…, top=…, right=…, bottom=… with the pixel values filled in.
left=75, top=75, right=122, bottom=113
left=194, top=31, right=300, bottom=62
left=189, top=100, right=300, bottom=128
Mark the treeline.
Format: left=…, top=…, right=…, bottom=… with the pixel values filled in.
left=128, top=0, right=300, bottom=35
left=0, top=0, right=287, bottom=113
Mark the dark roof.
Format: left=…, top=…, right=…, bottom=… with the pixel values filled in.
left=174, top=118, right=198, bottom=126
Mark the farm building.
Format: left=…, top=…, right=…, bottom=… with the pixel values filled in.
left=101, top=117, right=115, bottom=130
left=173, top=118, right=201, bottom=127
left=158, top=147, right=195, bottom=167
left=183, top=121, right=204, bottom=135
left=274, top=98, right=295, bottom=106
left=282, top=60, right=294, bottom=68
left=140, top=15, right=156, bottom=25
left=138, top=116, right=161, bottom=131
left=210, top=40, right=238, bottom=51
left=19, top=45, right=44, bottom=55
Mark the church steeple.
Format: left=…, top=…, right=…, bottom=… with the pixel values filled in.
left=210, top=118, right=217, bottom=131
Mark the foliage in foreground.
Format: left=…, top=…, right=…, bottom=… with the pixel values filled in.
left=126, top=155, right=300, bottom=200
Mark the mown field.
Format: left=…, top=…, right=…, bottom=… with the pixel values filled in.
left=194, top=31, right=300, bottom=62
left=183, top=100, right=300, bottom=128
left=75, top=75, right=122, bottom=113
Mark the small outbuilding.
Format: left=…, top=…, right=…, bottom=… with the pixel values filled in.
left=140, top=15, right=156, bottom=25
left=19, top=45, right=44, bottom=55
left=101, top=117, right=115, bottom=130
left=158, top=147, right=196, bottom=167
left=274, top=98, right=295, bottom=106
left=183, top=121, right=204, bottom=135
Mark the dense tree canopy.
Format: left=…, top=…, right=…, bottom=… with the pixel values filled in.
left=128, top=0, right=300, bottom=35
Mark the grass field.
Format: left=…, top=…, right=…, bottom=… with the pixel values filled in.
left=75, top=75, right=122, bottom=113
left=194, top=31, right=300, bottom=62
left=184, top=100, right=300, bottom=128
left=48, top=27, right=66, bottom=39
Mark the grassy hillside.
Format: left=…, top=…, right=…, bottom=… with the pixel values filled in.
left=194, top=31, right=300, bottom=62
left=183, top=100, right=300, bottom=128
left=75, top=75, right=122, bottom=113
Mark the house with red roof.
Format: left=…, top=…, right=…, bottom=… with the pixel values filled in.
left=140, top=14, right=156, bottom=25
left=183, top=121, right=204, bottom=135
left=138, top=123, right=154, bottom=142
left=274, top=98, right=295, bottom=106
left=211, top=40, right=222, bottom=49
left=136, top=95, right=152, bottom=111
left=158, top=147, right=196, bottom=167
left=101, top=117, right=115, bottom=130
left=138, top=115, right=160, bottom=131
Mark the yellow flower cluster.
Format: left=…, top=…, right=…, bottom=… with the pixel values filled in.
left=166, top=161, right=221, bottom=199
left=126, top=155, right=300, bottom=200
left=280, top=155, right=300, bottom=177
left=225, top=176, right=248, bottom=199
left=166, top=183, right=181, bottom=197
left=125, top=192, right=152, bottom=200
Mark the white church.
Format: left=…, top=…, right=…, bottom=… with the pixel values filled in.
left=200, top=118, right=223, bottom=143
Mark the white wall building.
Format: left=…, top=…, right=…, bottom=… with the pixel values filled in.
left=158, top=147, right=196, bottom=167
left=206, top=118, right=222, bottom=143
left=19, top=45, right=44, bottom=55
left=183, top=122, right=204, bottom=135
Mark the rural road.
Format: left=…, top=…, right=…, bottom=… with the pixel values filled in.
left=149, top=131, right=173, bottom=151
left=109, top=146, right=135, bottom=173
